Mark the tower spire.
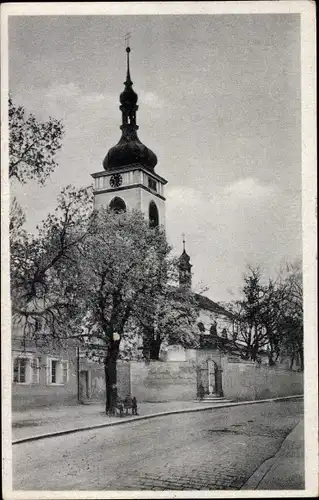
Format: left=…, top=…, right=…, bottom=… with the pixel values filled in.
left=102, top=41, right=158, bottom=173
left=182, top=233, right=186, bottom=252
left=124, top=33, right=132, bottom=85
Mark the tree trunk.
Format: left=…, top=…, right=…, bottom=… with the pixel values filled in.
left=268, top=343, right=276, bottom=366
left=104, top=340, right=120, bottom=415
left=142, top=330, right=151, bottom=361
left=251, top=339, right=259, bottom=361
left=298, top=344, right=304, bottom=371
left=142, top=324, right=158, bottom=361
left=289, top=353, right=295, bottom=371
left=150, top=335, right=162, bottom=360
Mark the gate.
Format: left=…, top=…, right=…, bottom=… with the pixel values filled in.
left=196, top=359, right=224, bottom=397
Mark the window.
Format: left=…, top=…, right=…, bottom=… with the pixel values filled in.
left=148, top=177, right=157, bottom=192
left=109, top=197, right=126, bottom=213
left=48, top=359, right=69, bottom=385
left=13, top=358, right=27, bottom=383
left=13, top=356, right=40, bottom=384
left=149, top=201, right=159, bottom=228
left=51, top=360, right=58, bottom=384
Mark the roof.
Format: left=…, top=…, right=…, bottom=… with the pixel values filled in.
left=195, top=293, right=233, bottom=319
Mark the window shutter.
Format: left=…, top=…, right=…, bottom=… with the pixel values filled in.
left=13, top=358, right=19, bottom=382
left=31, top=358, right=40, bottom=384
left=62, top=361, right=68, bottom=384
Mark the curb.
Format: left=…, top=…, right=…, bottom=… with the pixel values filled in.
left=241, top=420, right=302, bottom=490
left=12, top=394, right=303, bottom=445
left=242, top=456, right=277, bottom=490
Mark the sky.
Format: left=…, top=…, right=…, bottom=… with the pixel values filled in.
left=9, top=13, right=302, bottom=302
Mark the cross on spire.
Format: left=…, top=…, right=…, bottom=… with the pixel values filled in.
left=125, top=32, right=131, bottom=48
left=182, top=233, right=186, bottom=252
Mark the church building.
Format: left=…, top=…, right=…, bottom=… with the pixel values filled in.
left=12, top=44, right=238, bottom=409
left=90, top=44, right=236, bottom=354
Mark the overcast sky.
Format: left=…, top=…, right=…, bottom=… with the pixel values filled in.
left=9, top=13, right=301, bottom=302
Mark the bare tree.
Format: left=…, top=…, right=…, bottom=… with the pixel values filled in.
left=226, top=262, right=303, bottom=369
left=277, top=260, right=303, bottom=370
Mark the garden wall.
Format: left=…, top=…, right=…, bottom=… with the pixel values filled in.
left=130, top=360, right=197, bottom=402
left=222, top=360, right=304, bottom=401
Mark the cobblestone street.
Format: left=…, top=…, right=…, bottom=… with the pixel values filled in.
left=13, top=399, right=303, bottom=491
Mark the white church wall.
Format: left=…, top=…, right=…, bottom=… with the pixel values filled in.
left=140, top=188, right=166, bottom=227
left=93, top=183, right=165, bottom=227
left=94, top=185, right=142, bottom=212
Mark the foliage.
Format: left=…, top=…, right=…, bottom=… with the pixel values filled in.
left=11, top=195, right=199, bottom=411
left=226, top=262, right=303, bottom=369
left=10, top=197, right=26, bottom=239
left=72, top=208, right=172, bottom=343
left=9, top=96, right=64, bottom=185
left=138, top=282, right=200, bottom=360
left=11, top=185, right=93, bottom=340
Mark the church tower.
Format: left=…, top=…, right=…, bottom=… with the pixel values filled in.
left=178, top=236, right=192, bottom=290
left=91, top=45, right=167, bottom=228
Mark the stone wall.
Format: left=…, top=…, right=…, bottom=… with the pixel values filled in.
left=117, top=362, right=131, bottom=399
left=130, top=361, right=197, bottom=402
left=12, top=338, right=303, bottom=410
left=222, top=359, right=304, bottom=401
left=195, top=348, right=222, bottom=367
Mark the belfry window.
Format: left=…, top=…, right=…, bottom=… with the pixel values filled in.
left=149, top=201, right=159, bottom=228
left=109, top=197, right=126, bottom=213
left=148, top=177, right=157, bottom=192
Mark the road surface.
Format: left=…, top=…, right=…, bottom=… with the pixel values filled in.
left=13, top=399, right=303, bottom=490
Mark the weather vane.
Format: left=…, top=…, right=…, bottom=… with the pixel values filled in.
left=125, top=32, right=131, bottom=47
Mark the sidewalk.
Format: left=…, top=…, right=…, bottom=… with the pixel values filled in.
left=12, top=400, right=213, bottom=442
left=12, top=395, right=303, bottom=443
left=243, top=418, right=304, bottom=490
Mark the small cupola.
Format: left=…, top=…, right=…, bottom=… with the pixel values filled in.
left=178, top=235, right=192, bottom=290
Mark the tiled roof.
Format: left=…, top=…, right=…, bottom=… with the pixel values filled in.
left=194, top=293, right=233, bottom=319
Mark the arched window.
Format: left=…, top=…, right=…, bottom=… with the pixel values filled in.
left=109, top=197, right=126, bottom=213
left=149, top=201, right=159, bottom=228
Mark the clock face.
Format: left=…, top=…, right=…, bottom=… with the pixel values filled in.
left=109, top=174, right=123, bottom=188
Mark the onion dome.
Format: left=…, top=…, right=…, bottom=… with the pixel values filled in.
left=104, top=137, right=157, bottom=171
left=103, top=46, right=157, bottom=172
left=179, top=249, right=192, bottom=270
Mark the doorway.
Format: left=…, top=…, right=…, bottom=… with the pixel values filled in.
left=197, top=359, right=224, bottom=397
left=79, top=370, right=90, bottom=400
